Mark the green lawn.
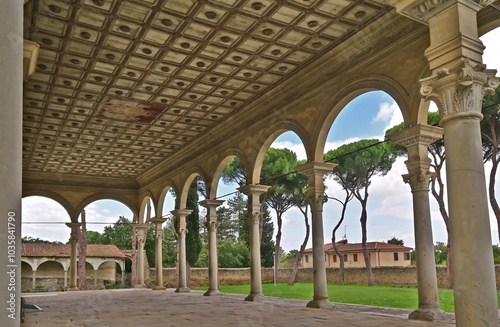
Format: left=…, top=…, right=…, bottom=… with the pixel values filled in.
left=193, top=283, right=500, bottom=313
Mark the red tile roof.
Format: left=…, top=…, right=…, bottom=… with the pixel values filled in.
left=22, top=243, right=125, bottom=258
left=304, top=241, right=412, bottom=253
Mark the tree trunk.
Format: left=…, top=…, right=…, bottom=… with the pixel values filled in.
left=288, top=205, right=310, bottom=286
left=78, top=209, right=87, bottom=290
left=131, top=227, right=137, bottom=288
left=446, top=239, right=453, bottom=289
left=332, top=244, right=344, bottom=285
left=186, top=261, right=191, bottom=287
left=274, top=212, right=283, bottom=282
left=489, top=156, right=500, bottom=242
left=360, top=200, right=374, bottom=286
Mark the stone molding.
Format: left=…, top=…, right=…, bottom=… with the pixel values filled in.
left=420, top=60, right=498, bottom=125
left=387, top=0, right=493, bottom=24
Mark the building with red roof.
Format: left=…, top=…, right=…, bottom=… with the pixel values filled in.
left=301, top=240, right=412, bottom=269
left=21, top=243, right=126, bottom=291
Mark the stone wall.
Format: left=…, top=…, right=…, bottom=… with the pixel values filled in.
left=149, top=265, right=500, bottom=289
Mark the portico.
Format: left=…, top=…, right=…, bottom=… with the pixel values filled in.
left=1, top=1, right=500, bottom=327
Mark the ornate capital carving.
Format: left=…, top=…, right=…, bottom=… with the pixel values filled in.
left=247, top=212, right=261, bottom=225
left=387, top=0, right=493, bottom=24
left=307, top=194, right=327, bottom=211
left=420, top=60, right=498, bottom=125
left=205, top=220, right=219, bottom=232
left=178, top=227, right=188, bottom=236
left=403, top=170, right=436, bottom=192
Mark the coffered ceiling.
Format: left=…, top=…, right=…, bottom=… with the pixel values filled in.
left=23, top=0, right=391, bottom=179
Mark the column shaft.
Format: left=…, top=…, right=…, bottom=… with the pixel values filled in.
left=172, top=210, right=192, bottom=293
left=389, top=124, right=447, bottom=321
left=151, top=218, right=167, bottom=290
left=32, top=271, right=36, bottom=290
left=444, top=117, right=498, bottom=326
left=295, top=162, right=336, bottom=309
left=134, top=224, right=148, bottom=288
left=238, top=185, right=270, bottom=302
left=66, top=223, right=81, bottom=291
left=0, top=0, right=23, bottom=325
left=200, top=200, right=224, bottom=296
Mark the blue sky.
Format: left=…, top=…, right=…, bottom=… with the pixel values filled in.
left=23, top=30, right=500, bottom=252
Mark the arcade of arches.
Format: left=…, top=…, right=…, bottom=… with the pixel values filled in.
left=2, top=1, right=500, bottom=326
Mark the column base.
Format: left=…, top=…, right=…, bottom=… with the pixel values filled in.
left=152, top=285, right=166, bottom=291
left=244, top=293, right=266, bottom=302
left=409, top=308, right=449, bottom=322
left=67, top=287, right=79, bottom=291
left=134, top=284, right=147, bottom=289
left=175, top=287, right=190, bottom=293
left=306, top=297, right=334, bottom=309
left=204, top=289, right=222, bottom=296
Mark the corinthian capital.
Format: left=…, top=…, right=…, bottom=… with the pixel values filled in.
left=205, top=220, right=219, bottom=232
left=247, top=212, right=261, bottom=225
left=403, top=170, right=436, bottom=192
left=420, top=60, right=498, bottom=125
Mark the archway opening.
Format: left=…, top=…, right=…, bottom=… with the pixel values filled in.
left=160, top=186, right=179, bottom=268
left=22, top=196, right=71, bottom=243
left=321, top=91, right=412, bottom=287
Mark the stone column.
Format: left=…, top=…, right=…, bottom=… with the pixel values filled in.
left=64, top=270, right=68, bottom=288
left=150, top=217, right=167, bottom=290
left=296, top=162, right=336, bottom=309
left=66, top=223, right=81, bottom=291
left=238, top=185, right=271, bottom=302
left=172, top=209, right=192, bottom=293
left=0, top=1, right=23, bottom=324
left=94, top=269, right=98, bottom=287
left=389, top=1, right=500, bottom=325
left=199, top=199, right=225, bottom=296
left=389, top=125, right=448, bottom=321
left=134, top=224, right=148, bottom=288
left=32, top=270, right=37, bottom=290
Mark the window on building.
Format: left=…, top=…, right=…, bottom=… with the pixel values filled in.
left=332, top=255, right=337, bottom=263
left=404, top=252, right=410, bottom=260
left=394, top=252, right=399, bottom=261
left=353, top=253, right=358, bottom=262
left=305, top=255, right=309, bottom=263
left=344, top=254, right=348, bottom=262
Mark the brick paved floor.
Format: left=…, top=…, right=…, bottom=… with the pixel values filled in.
left=21, top=289, right=455, bottom=327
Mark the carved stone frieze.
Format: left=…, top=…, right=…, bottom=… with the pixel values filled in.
left=403, top=170, right=436, bottom=192
left=388, top=0, right=494, bottom=24
left=420, top=60, right=499, bottom=124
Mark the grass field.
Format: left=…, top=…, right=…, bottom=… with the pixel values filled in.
left=193, top=283, right=500, bottom=313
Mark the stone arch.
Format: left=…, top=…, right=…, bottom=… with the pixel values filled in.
left=250, top=120, right=310, bottom=185
left=208, top=149, right=250, bottom=200
left=22, top=191, right=74, bottom=221
left=314, top=75, right=409, bottom=161
left=21, top=259, right=35, bottom=271
left=138, top=192, right=156, bottom=224
left=75, top=194, right=138, bottom=222
left=35, top=258, right=68, bottom=271
left=478, top=6, right=500, bottom=36
left=178, top=167, right=208, bottom=209
left=37, top=260, right=66, bottom=277
left=157, top=182, right=179, bottom=217
left=97, top=259, right=124, bottom=270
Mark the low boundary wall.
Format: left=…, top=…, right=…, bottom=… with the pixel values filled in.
left=149, top=265, right=500, bottom=289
